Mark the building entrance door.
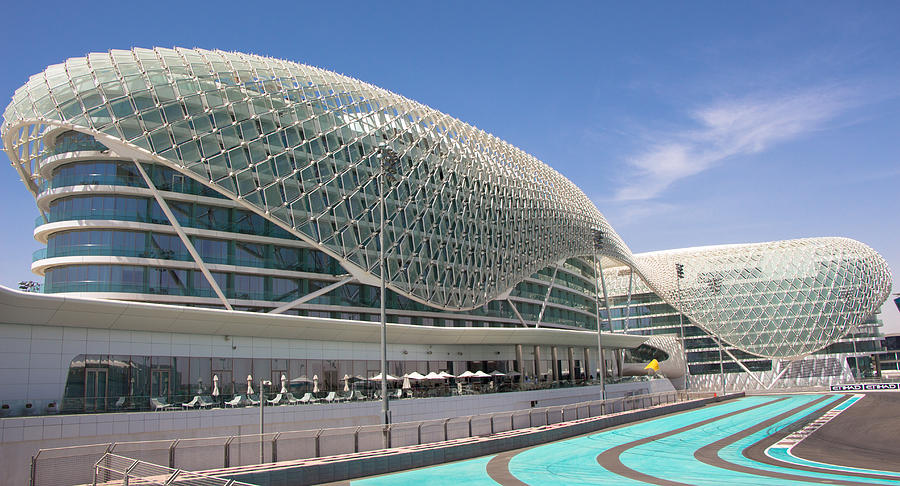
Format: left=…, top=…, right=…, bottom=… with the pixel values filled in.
left=85, top=368, right=108, bottom=412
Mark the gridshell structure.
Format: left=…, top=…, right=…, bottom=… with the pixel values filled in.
left=1, top=48, right=892, bottom=361
left=1, top=47, right=631, bottom=311
left=634, top=238, right=892, bottom=359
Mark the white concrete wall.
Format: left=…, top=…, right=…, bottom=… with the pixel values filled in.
left=0, top=380, right=673, bottom=485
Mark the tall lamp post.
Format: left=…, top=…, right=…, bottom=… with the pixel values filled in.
left=675, top=263, right=690, bottom=391
left=709, top=275, right=726, bottom=396
left=376, top=146, right=401, bottom=448
left=592, top=230, right=607, bottom=401
left=258, top=378, right=272, bottom=463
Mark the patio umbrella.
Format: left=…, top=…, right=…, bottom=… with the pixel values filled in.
left=343, top=374, right=350, bottom=392
left=457, top=370, right=476, bottom=379
left=424, top=371, right=444, bottom=380
left=280, top=374, right=288, bottom=394
left=438, top=371, right=455, bottom=379
left=473, top=370, right=491, bottom=378
left=313, top=374, right=319, bottom=393
left=369, top=373, right=400, bottom=381
left=402, top=375, right=411, bottom=390
left=212, top=375, right=219, bottom=397
left=405, top=371, right=426, bottom=380
left=489, top=371, right=506, bottom=377
left=246, top=374, right=254, bottom=395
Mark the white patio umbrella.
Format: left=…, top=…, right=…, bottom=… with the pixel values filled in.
left=246, top=374, right=254, bottom=395
left=369, top=373, right=400, bottom=381
left=405, top=371, right=426, bottom=380
left=489, top=371, right=506, bottom=377
left=424, top=371, right=444, bottom=380
left=473, top=370, right=491, bottom=378
left=402, top=375, right=411, bottom=390
left=313, top=374, right=319, bottom=393
left=343, top=374, right=350, bottom=392
left=457, top=370, right=476, bottom=379
left=280, top=374, right=288, bottom=394
left=212, top=375, right=219, bottom=397
left=438, top=371, right=455, bottom=379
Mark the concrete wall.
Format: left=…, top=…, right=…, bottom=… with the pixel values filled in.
left=2, top=380, right=672, bottom=485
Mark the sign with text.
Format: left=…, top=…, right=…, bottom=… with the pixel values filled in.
left=830, top=383, right=900, bottom=392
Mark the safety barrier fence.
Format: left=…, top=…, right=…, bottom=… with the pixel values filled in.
left=30, top=390, right=695, bottom=486
left=91, top=453, right=256, bottom=486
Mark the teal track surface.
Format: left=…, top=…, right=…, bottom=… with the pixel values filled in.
left=350, top=395, right=900, bottom=485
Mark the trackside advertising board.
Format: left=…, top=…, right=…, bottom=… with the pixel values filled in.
left=830, top=383, right=900, bottom=392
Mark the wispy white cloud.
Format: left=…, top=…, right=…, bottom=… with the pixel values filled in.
left=614, top=86, right=857, bottom=202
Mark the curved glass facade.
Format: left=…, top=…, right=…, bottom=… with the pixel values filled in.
left=1, top=47, right=892, bottom=364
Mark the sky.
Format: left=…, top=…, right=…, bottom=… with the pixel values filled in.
left=0, top=1, right=897, bottom=330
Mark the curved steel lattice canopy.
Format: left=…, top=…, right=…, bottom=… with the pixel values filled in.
left=0, top=48, right=892, bottom=360
left=1, top=47, right=632, bottom=311
left=634, top=238, right=892, bottom=359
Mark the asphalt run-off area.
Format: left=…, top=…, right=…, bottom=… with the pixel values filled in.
left=339, top=393, right=900, bottom=485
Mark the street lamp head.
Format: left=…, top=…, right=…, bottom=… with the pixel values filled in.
left=261, top=380, right=272, bottom=386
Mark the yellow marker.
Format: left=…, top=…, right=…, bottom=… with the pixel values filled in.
left=644, top=359, right=660, bottom=372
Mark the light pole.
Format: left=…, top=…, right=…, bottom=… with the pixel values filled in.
left=258, top=378, right=272, bottom=463
left=709, top=275, right=726, bottom=396
left=675, top=263, right=690, bottom=391
left=376, top=146, right=401, bottom=448
left=592, top=230, right=607, bottom=401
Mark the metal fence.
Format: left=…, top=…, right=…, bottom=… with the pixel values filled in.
left=31, top=390, right=694, bottom=486
left=92, top=453, right=256, bottom=486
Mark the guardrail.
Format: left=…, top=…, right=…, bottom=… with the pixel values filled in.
left=30, top=390, right=694, bottom=486
left=92, top=453, right=256, bottom=486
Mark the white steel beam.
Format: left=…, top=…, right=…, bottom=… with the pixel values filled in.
left=269, top=275, right=355, bottom=315
left=132, top=161, right=233, bottom=311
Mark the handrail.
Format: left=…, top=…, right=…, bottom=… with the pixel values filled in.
left=34, top=389, right=701, bottom=486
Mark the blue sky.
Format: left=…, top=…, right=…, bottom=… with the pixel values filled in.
left=0, top=1, right=898, bottom=328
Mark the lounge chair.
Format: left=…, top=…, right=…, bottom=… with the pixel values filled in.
left=182, top=396, right=202, bottom=409
left=151, top=397, right=177, bottom=411
left=267, top=393, right=285, bottom=405
left=113, top=396, right=127, bottom=409
left=339, top=391, right=354, bottom=401
left=297, top=392, right=316, bottom=404
left=350, top=390, right=367, bottom=401
left=246, top=394, right=260, bottom=406
left=283, top=392, right=301, bottom=404
left=324, top=391, right=338, bottom=403
left=198, top=396, right=216, bottom=408
left=224, top=395, right=245, bottom=407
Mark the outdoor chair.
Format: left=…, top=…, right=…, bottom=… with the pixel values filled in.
left=181, top=396, right=202, bottom=409
left=283, top=392, right=301, bottom=404
left=267, top=393, right=285, bottom=405
left=151, top=397, right=177, bottom=411
left=350, top=390, right=367, bottom=401
left=198, top=396, right=216, bottom=408
left=297, top=392, right=316, bottom=404
left=113, top=397, right=127, bottom=409
left=324, top=391, right=338, bottom=402
left=224, top=395, right=245, bottom=407
left=339, top=391, right=354, bottom=401
left=246, top=394, right=260, bottom=406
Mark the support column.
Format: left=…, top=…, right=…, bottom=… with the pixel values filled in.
left=551, top=346, right=559, bottom=382
left=533, top=346, right=542, bottom=381
left=583, top=348, right=591, bottom=380
left=515, top=344, right=525, bottom=385
left=567, top=347, right=576, bottom=383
